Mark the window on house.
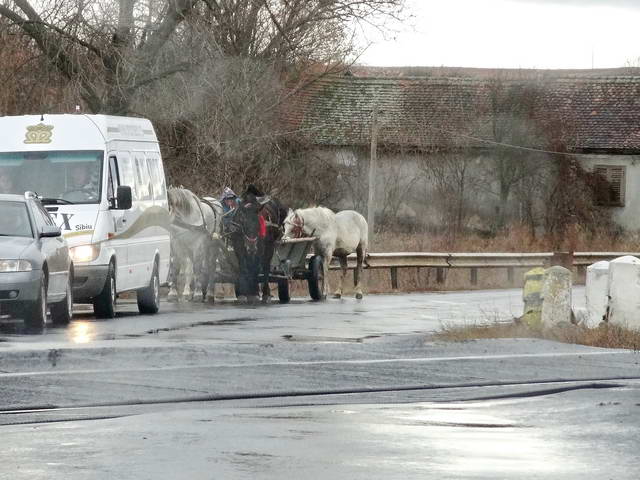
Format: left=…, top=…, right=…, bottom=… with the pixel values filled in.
left=594, top=165, right=626, bottom=207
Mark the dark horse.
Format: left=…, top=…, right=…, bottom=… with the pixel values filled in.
left=244, top=185, right=288, bottom=303
left=227, top=191, right=262, bottom=302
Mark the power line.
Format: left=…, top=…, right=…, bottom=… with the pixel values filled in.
left=435, top=128, right=608, bottom=158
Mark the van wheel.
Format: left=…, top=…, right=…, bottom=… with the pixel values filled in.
left=93, top=262, right=116, bottom=319
left=137, top=263, right=160, bottom=314
left=51, top=272, right=73, bottom=325
left=25, top=277, right=47, bottom=332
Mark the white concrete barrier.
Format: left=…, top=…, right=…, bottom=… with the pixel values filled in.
left=541, top=266, right=572, bottom=328
left=585, top=261, right=610, bottom=328
left=607, top=256, right=640, bottom=330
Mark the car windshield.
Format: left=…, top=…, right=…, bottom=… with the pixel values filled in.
left=0, top=201, right=33, bottom=238
left=0, top=151, right=103, bottom=204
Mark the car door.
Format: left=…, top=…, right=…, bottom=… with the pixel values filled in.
left=32, top=201, right=68, bottom=298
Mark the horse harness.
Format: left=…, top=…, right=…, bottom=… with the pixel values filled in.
left=284, top=211, right=305, bottom=238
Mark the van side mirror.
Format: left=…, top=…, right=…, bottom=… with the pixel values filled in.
left=116, top=186, right=133, bottom=210
left=40, top=225, right=62, bottom=238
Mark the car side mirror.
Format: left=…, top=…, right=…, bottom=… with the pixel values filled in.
left=116, top=186, right=133, bottom=210
left=40, top=225, right=62, bottom=238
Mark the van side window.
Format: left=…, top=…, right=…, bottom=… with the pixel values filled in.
left=108, top=156, right=120, bottom=207
left=117, top=155, right=138, bottom=200
left=134, top=156, right=152, bottom=201
left=146, top=155, right=166, bottom=201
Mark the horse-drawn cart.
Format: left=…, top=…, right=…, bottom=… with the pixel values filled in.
left=215, top=235, right=324, bottom=303
left=265, top=236, right=324, bottom=303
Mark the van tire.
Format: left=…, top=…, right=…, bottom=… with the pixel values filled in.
left=137, top=262, right=160, bottom=314
left=93, top=262, right=116, bottom=319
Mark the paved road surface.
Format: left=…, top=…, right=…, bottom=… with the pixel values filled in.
left=3, top=288, right=639, bottom=479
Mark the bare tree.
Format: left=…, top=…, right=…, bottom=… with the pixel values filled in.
left=417, top=147, right=480, bottom=238
left=480, top=76, right=545, bottom=232
left=0, top=0, right=404, bottom=114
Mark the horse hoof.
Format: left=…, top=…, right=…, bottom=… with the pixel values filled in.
left=247, top=295, right=260, bottom=305
left=333, top=293, right=342, bottom=299
left=355, top=293, right=363, bottom=300
left=262, top=295, right=272, bottom=304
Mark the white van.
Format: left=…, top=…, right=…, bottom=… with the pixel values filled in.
left=0, top=114, right=170, bottom=317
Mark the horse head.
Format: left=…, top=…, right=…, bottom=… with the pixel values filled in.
left=283, top=209, right=305, bottom=239
left=230, top=193, right=261, bottom=256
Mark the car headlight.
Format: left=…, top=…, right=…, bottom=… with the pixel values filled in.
left=70, top=244, right=100, bottom=263
left=0, top=259, right=33, bottom=272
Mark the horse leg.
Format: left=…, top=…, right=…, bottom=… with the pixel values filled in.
left=183, top=257, right=195, bottom=301
left=333, top=256, right=348, bottom=299
left=167, top=254, right=180, bottom=302
left=355, top=245, right=365, bottom=300
left=261, top=241, right=274, bottom=304
left=192, top=241, right=207, bottom=303
left=207, top=241, right=219, bottom=303
left=246, top=255, right=260, bottom=305
left=322, top=248, right=332, bottom=300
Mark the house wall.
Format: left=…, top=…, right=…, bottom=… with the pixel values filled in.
left=580, top=154, right=640, bottom=231
left=315, top=148, right=640, bottom=233
left=317, top=147, right=504, bottom=232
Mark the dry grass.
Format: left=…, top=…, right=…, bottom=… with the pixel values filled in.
left=374, top=226, right=640, bottom=254
left=433, top=320, right=640, bottom=351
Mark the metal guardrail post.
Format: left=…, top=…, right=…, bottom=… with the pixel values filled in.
left=470, top=268, right=478, bottom=286
left=320, top=251, right=639, bottom=288
left=390, top=267, right=398, bottom=290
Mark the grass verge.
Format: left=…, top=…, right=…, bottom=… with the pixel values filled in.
left=433, top=321, right=640, bottom=351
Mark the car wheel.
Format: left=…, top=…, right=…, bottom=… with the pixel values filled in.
left=137, top=262, right=160, bottom=314
left=93, top=262, right=116, bottom=319
left=25, top=277, right=47, bottom=332
left=51, top=272, right=73, bottom=326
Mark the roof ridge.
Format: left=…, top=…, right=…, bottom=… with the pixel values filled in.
left=312, top=75, right=640, bottom=86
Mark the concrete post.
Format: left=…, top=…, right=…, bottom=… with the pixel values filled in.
left=607, top=256, right=640, bottom=330
left=541, top=266, right=573, bottom=329
left=522, top=267, right=545, bottom=328
left=585, top=261, right=610, bottom=328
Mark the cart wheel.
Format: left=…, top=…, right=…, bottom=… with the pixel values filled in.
left=278, top=279, right=290, bottom=304
left=308, top=255, right=325, bottom=301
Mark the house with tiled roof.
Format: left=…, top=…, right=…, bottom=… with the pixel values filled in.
left=285, top=72, right=640, bottom=231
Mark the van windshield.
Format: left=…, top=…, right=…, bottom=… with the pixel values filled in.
left=0, top=150, right=103, bottom=204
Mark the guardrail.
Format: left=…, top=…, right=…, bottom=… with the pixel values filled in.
left=325, top=252, right=639, bottom=289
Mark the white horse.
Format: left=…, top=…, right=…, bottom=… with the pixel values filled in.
left=167, top=187, right=223, bottom=302
left=283, top=207, right=368, bottom=299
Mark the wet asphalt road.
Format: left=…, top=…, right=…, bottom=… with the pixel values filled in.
left=2, top=288, right=639, bottom=479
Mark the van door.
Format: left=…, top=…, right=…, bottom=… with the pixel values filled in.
left=107, top=153, right=131, bottom=291
left=128, top=152, right=155, bottom=288
left=147, top=153, right=170, bottom=284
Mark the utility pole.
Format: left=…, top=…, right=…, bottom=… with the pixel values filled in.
left=367, top=106, right=378, bottom=244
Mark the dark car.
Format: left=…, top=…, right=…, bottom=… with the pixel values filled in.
left=0, top=193, right=73, bottom=330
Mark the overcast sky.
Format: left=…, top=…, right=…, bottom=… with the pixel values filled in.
left=357, top=0, right=640, bottom=69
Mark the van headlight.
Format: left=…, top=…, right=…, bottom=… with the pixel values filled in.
left=0, top=259, right=33, bottom=272
left=70, top=245, right=100, bottom=263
